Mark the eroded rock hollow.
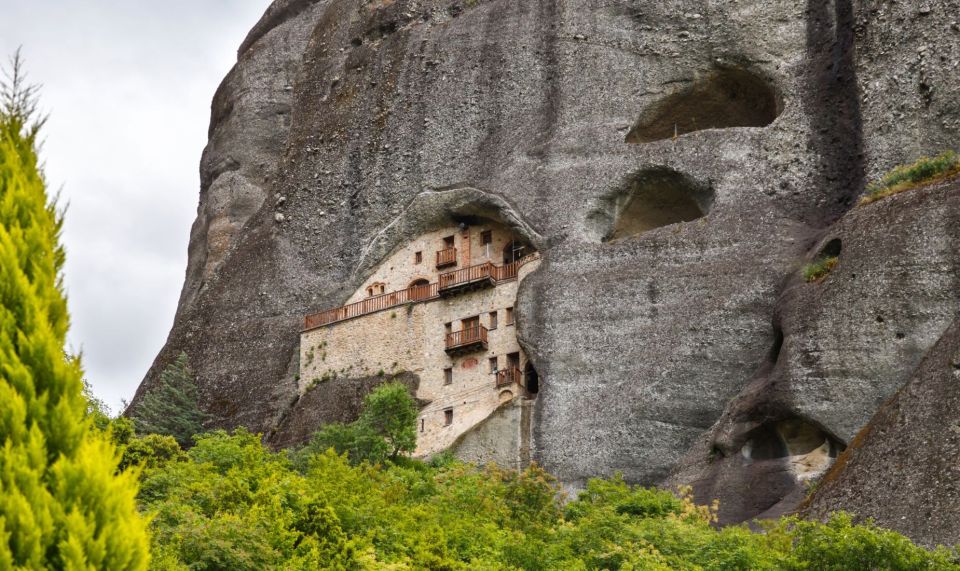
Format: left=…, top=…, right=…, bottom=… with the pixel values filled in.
left=133, top=0, right=960, bottom=547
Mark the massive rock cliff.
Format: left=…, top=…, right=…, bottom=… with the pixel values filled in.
left=134, top=0, right=960, bottom=545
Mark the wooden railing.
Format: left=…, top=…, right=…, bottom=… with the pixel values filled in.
left=438, top=262, right=495, bottom=291
left=499, top=251, right=540, bottom=280
left=494, top=260, right=519, bottom=281
left=495, top=367, right=522, bottom=388
left=303, top=252, right=541, bottom=330
left=304, top=283, right=439, bottom=329
left=445, top=325, right=488, bottom=351
left=436, top=247, right=457, bottom=268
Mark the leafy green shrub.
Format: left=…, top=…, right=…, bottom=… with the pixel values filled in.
left=861, top=150, right=960, bottom=205
left=294, top=381, right=417, bottom=468
left=297, top=422, right=390, bottom=468
left=788, top=513, right=958, bottom=570
left=140, top=430, right=959, bottom=570
left=131, top=352, right=209, bottom=447
left=0, top=52, right=148, bottom=568
left=120, top=434, right=184, bottom=471
left=357, top=381, right=417, bottom=458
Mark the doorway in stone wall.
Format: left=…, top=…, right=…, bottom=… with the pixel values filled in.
left=503, top=240, right=527, bottom=264
left=524, top=362, right=539, bottom=396
left=408, top=278, right=430, bottom=300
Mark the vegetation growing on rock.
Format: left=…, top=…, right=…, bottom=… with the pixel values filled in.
left=803, top=256, right=839, bottom=282
left=860, top=151, right=960, bottom=205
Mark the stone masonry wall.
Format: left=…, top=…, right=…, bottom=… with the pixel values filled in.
left=300, top=223, right=540, bottom=456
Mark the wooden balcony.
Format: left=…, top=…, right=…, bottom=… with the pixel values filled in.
left=436, top=247, right=458, bottom=269
left=438, top=262, right=496, bottom=296
left=495, top=367, right=522, bottom=388
left=303, top=283, right=439, bottom=329
left=445, top=325, right=488, bottom=355
left=303, top=252, right=541, bottom=330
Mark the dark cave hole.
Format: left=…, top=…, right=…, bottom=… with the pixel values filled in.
left=745, top=423, right=789, bottom=460
left=742, top=418, right=844, bottom=462
left=588, top=168, right=714, bottom=242
left=819, top=238, right=842, bottom=258
left=524, top=362, right=539, bottom=396
left=769, top=326, right=784, bottom=362
left=626, top=67, right=781, bottom=144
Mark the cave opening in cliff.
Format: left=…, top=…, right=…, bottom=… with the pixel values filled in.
left=524, top=362, right=539, bottom=396
left=742, top=418, right=844, bottom=468
left=626, top=67, right=781, bottom=144
left=589, top=168, right=714, bottom=242
left=819, top=238, right=842, bottom=258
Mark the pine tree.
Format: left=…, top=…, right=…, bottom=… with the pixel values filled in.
left=132, top=352, right=208, bottom=447
left=0, top=51, right=149, bottom=569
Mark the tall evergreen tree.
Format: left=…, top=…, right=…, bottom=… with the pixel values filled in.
left=132, top=352, right=208, bottom=447
left=0, top=51, right=149, bottom=569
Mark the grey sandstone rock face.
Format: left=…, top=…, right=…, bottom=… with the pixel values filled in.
left=803, top=312, right=960, bottom=548
left=133, top=0, right=960, bottom=545
left=667, top=177, right=960, bottom=526
left=450, top=399, right=535, bottom=470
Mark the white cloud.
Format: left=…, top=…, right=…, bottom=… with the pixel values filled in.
left=1, top=0, right=272, bottom=412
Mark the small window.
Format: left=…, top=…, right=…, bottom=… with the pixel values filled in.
left=481, top=230, right=492, bottom=245
left=367, top=282, right=385, bottom=297
left=489, top=311, right=498, bottom=330
left=489, top=357, right=498, bottom=373
left=415, top=251, right=423, bottom=264
left=445, top=322, right=452, bottom=335
left=505, top=307, right=515, bottom=326
left=444, top=408, right=453, bottom=426
left=444, top=367, right=453, bottom=385
left=443, top=235, right=455, bottom=248
left=420, top=418, right=425, bottom=433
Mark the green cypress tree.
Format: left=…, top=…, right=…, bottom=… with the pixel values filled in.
left=132, top=352, right=209, bottom=447
left=0, top=51, right=149, bottom=569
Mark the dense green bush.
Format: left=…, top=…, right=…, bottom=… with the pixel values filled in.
left=0, top=52, right=148, bottom=569
left=293, top=381, right=417, bottom=467
left=137, top=430, right=959, bottom=570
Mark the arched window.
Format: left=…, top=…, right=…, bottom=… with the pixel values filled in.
left=502, top=240, right=528, bottom=264
left=408, top=278, right=430, bottom=301
left=366, top=282, right=386, bottom=297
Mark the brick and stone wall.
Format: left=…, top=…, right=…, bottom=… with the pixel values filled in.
left=300, top=222, right=539, bottom=456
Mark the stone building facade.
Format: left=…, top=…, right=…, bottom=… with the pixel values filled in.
left=300, top=220, right=540, bottom=457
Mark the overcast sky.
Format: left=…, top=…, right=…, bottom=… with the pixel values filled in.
left=1, top=1, right=271, bottom=412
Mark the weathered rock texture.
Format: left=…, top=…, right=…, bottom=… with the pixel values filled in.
left=667, top=176, right=960, bottom=526
left=803, top=312, right=960, bottom=548
left=133, top=0, right=960, bottom=546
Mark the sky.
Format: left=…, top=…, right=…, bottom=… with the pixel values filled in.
left=1, top=1, right=272, bottom=412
